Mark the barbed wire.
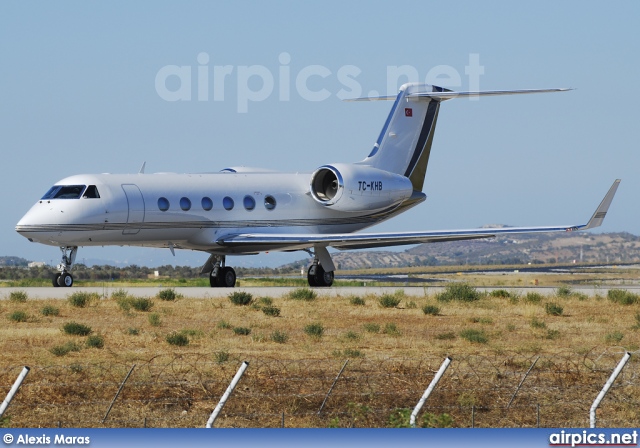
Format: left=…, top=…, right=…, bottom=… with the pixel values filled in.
left=1, top=350, right=638, bottom=428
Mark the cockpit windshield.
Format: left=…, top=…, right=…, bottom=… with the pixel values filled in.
left=41, top=185, right=86, bottom=200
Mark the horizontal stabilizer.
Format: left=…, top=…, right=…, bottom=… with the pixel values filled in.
left=345, top=87, right=572, bottom=102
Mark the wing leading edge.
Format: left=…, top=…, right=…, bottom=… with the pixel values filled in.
left=216, top=180, right=620, bottom=251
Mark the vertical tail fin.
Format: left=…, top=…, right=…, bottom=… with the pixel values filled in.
left=357, top=83, right=447, bottom=191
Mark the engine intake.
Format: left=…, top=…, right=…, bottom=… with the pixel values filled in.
left=310, top=166, right=343, bottom=204
left=309, top=164, right=413, bottom=212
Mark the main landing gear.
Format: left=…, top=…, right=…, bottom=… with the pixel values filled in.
left=307, top=261, right=334, bottom=287
left=53, top=246, right=77, bottom=288
left=306, top=246, right=335, bottom=287
left=204, top=255, right=237, bottom=288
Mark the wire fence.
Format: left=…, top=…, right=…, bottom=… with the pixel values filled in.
left=1, top=349, right=638, bottom=428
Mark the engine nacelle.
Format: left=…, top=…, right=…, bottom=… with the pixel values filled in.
left=309, top=163, right=414, bottom=212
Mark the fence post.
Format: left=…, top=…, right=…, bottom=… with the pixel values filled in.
left=102, top=364, right=136, bottom=424
left=206, top=361, right=249, bottom=428
left=410, top=357, right=451, bottom=428
left=0, top=367, right=30, bottom=417
left=471, top=405, right=475, bottom=428
left=507, top=356, right=539, bottom=409
left=318, top=360, right=349, bottom=415
left=590, top=352, right=631, bottom=428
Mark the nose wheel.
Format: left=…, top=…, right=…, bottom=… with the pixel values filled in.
left=53, top=246, right=77, bottom=287
left=53, top=272, right=74, bottom=287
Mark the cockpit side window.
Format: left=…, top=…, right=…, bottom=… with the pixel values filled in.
left=41, top=185, right=86, bottom=200
left=83, top=185, right=100, bottom=199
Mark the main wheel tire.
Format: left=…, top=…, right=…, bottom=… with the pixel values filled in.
left=61, top=273, right=73, bottom=287
left=307, top=265, right=318, bottom=287
left=209, top=271, right=218, bottom=288
left=219, top=266, right=236, bottom=287
left=53, top=273, right=61, bottom=287
left=313, top=265, right=334, bottom=287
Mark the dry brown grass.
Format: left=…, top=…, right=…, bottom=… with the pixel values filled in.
left=0, top=288, right=639, bottom=428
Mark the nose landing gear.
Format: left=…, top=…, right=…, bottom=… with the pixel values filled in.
left=53, top=246, right=77, bottom=288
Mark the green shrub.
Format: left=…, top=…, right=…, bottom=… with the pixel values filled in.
left=63, top=322, right=92, bottom=336
left=607, top=289, right=639, bottom=305
left=436, top=283, right=481, bottom=302
left=422, top=304, right=440, bottom=316
left=421, top=412, right=454, bottom=428
left=406, top=301, right=417, bottom=309
left=489, top=289, right=511, bottom=298
left=217, top=320, right=232, bottom=329
left=271, top=330, right=288, bottom=344
left=229, top=291, right=253, bottom=305
left=363, top=323, right=380, bottom=333
left=605, top=331, right=624, bottom=343
left=111, top=289, right=130, bottom=300
left=8, top=311, right=28, bottom=323
left=214, top=350, right=229, bottom=363
left=556, top=286, right=572, bottom=298
left=166, top=333, right=189, bottom=346
left=86, top=334, right=104, bottom=349
left=68, top=292, right=97, bottom=308
left=258, top=297, right=273, bottom=306
left=435, top=331, right=456, bottom=340
left=344, top=331, right=360, bottom=341
left=530, top=318, right=547, bottom=329
left=262, top=305, right=281, bottom=317
left=388, top=408, right=412, bottom=428
left=383, top=322, right=401, bottom=336
left=633, top=313, right=640, bottom=330
left=349, top=296, right=366, bottom=306
left=158, top=288, right=180, bottom=301
left=180, top=329, right=203, bottom=338
left=41, top=305, right=60, bottom=316
left=148, top=313, right=161, bottom=327
left=524, top=292, right=543, bottom=304
left=379, top=294, right=401, bottom=308
left=545, top=329, right=561, bottom=340
left=459, top=328, right=488, bottom=344
left=233, top=326, right=251, bottom=336
left=342, top=348, right=363, bottom=358
left=49, top=342, right=81, bottom=357
left=130, top=297, right=153, bottom=312
left=9, top=290, right=28, bottom=302
left=574, top=292, right=589, bottom=301
left=304, top=322, right=324, bottom=338
left=545, top=302, right=564, bottom=316
left=127, top=327, right=140, bottom=335
left=288, top=288, right=317, bottom=301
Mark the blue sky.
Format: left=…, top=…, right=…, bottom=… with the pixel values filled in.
left=1, top=1, right=638, bottom=268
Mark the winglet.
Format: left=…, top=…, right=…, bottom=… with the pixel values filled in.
left=580, top=179, right=621, bottom=230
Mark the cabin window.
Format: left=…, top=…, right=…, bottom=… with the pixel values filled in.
left=243, top=195, right=255, bottom=211
left=180, top=197, right=191, bottom=211
left=264, top=195, right=276, bottom=210
left=202, top=197, right=213, bottom=211
left=41, top=185, right=86, bottom=200
left=223, top=196, right=234, bottom=210
left=158, top=197, right=170, bottom=211
left=83, top=185, right=100, bottom=199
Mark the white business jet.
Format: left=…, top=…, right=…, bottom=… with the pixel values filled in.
left=16, top=83, right=620, bottom=288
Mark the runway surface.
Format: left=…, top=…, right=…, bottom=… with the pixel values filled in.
left=1, top=285, right=638, bottom=299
